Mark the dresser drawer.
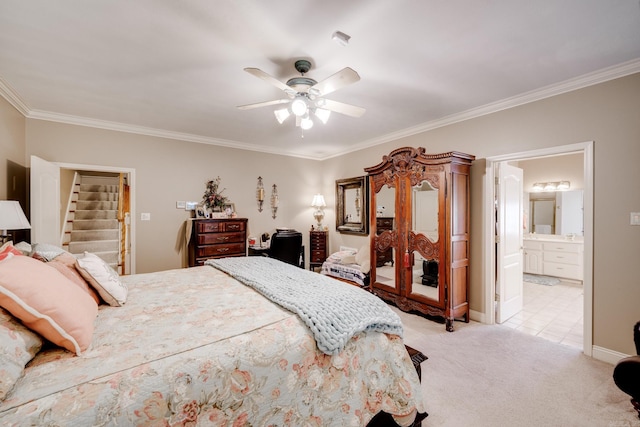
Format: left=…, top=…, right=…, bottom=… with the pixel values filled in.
left=377, top=217, right=394, bottom=229
left=311, top=249, right=326, bottom=262
left=523, top=240, right=543, bottom=251
left=197, top=242, right=245, bottom=257
left=198, top=220, right=246, bottom=233
left=543, top=251, right=580, bottom=265
left=543, top=262, right=581, bottom=280
left=542, top=242, right=581, bottom=253
left=198, top=231, right=245, bottom=245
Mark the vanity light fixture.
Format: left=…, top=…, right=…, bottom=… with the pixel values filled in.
left=532, top=181, right=571, bottom=192
left=270, top=184, right=279, bottom=219
left=256, top=177, right=265, bottom=212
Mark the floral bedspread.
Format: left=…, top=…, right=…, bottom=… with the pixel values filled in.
left=0, top=265, right=425, bottom=426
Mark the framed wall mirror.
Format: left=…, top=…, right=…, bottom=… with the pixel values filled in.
left=336, top=176, right=369, bottom=235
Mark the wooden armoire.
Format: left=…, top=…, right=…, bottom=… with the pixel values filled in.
left=365, top=147, right=475, bottom=331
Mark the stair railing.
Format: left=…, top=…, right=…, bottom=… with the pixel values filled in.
left=117, top=173, right=130, bottom=275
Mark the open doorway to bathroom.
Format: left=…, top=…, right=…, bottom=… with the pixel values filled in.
left=485, top=142, right=593, bottom=356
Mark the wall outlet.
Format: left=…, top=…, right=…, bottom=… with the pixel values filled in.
left=176, top=201, right=186, bottom=209
left=141, top=213, right=151, bottom=221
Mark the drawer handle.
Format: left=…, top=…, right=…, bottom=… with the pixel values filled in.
left=217, top=237, right=230, bottom=242
left=217, top=247, right=230, bottom=253
left=228, top=225, right=239, bottom=230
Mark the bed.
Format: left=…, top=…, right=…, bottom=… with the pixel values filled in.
left=0, top=243, right=426, bottom=426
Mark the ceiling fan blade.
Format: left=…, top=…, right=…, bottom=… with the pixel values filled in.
left=244, top=68, right=293, bottom=93
left=320, top=99, right=365, bottom=118
left=237, top=99, right=290, bottom=110
left=309, top=67, right=360, bottom=97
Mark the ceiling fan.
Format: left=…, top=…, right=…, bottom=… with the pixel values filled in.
left=237, top=59, right=365, bottom=130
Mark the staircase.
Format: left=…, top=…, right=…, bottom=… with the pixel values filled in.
left=63, top=174, right=121, bottom=272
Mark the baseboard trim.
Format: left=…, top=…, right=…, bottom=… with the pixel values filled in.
left=592, top=345, right=630, bottom=365
left=470, top=309, right=485, bottom=324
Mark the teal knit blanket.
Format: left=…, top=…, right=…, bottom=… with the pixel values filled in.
left=206, top=257, right=403, bottom=355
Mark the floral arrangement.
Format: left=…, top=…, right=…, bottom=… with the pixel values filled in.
left=202, top=177, right=229, bottom=211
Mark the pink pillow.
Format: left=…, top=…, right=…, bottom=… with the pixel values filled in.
left=0, top=255, right=98, bottom=355
left=0, top=244, right=23, bottom=261
left=48, top=253, right=101, bottom=305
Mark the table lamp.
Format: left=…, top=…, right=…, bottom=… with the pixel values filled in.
left=0, top=200, right=31, bottom=244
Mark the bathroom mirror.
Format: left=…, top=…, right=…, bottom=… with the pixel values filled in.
left=336, top=176, right=369, bottom=235
left=527, top=190, right=583, bottom=236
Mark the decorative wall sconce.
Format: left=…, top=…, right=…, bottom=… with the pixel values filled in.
left=532, top=181, right=570, bottom=192
left=311, top=194, right=326, bottom=229
left=270, top=184, right=279, bottom=219
left=354, top=188, right=361, bottom=217
left=256, top=177, right=265, bottom=212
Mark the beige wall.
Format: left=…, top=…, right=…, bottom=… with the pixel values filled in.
left=3, top=73, right=639, bottom=355
left=326, top=73, right=640, bottom=355
left=518, top=153, right=584, bottom=190
left=0, top=96, right=26, bottom=200
left=24, top=121, right=322, bottom=273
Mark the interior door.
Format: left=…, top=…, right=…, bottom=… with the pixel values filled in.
left=496, top=162, right=524, bottom=323
left=30, top=155, right=61, bottom=245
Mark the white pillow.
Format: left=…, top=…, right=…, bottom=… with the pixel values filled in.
left=75, top=252, right=127, bottom=306
left=340, top=255, right=357, bottom=265
left=355, top=245, right=371, bottom=274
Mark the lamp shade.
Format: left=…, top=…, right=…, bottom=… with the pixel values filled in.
left=311, top=194, right=326, bottom=208
left=0, top=201, right=31, bottom=234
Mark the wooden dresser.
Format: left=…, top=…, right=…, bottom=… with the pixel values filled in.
left=309, top=230, right=328, bottom=270
left=188, top=218, right=248, bottom=266
left=375, top=217, right=394, bottom=267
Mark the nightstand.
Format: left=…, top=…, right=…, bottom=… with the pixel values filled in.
left=309, top=230, right=328, bottom=271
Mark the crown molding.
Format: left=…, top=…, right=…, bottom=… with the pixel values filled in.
left=2, top=59, right=639, bottom=161
left=0, top=75, right=30, bottom=116
left=326, top=58, right=640, bottom=160
left=26, top=109, right=321, bottom=160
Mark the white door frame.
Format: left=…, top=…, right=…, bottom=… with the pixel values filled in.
left=483, top=141, right=593, bottom=356
left=55, top=161, right=136, bottom=275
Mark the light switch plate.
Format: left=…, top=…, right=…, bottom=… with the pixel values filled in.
left=176, top=201, right=186, bottom=209
left=185, top=201, right=198, bottom=211
left=141, top=213, right=151, bottom=221
left=631, top=212, right=640, bottom=226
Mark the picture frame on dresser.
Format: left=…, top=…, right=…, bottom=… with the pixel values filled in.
left=195, top=203, right=207, bottom=218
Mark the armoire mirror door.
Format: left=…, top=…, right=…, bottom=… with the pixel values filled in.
left=370, top=180, right=398, bottom=295
left=407, top=177, right=442, bottom=304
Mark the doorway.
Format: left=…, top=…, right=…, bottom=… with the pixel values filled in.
left=484, top=142, right=593, bottom=356
left=30, top=156, right=137, bottom=274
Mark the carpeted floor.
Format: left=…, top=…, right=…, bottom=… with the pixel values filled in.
left=395, top=308, right=640, bottom=427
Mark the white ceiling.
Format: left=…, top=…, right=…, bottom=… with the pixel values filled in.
left=1, top=1, right=640, bottom=160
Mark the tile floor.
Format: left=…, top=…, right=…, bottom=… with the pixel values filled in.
left=502, top=279, right=584, bottom=349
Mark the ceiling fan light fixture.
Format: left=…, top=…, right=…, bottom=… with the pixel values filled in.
left=274, top=108, right=290, bottom=124
left=314, top=108, right=331, bottom=124
left=291, top=96, right=308, bottom=117
left=300, top=116, right=314, bottom=130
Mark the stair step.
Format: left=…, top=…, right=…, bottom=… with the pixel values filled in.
left=74, top=210, right=118, bottom=220
left=79, top=183, right=119, bottom=193
left=71, top=219, right=119, bottom=230
left=77, top=191, right=118, bottom=202
left=76, top=200, right=118, bottom=210
left=70, top=229, right=119, bottom=242
left=69, top=240, right=119, bottom=254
